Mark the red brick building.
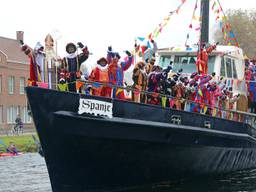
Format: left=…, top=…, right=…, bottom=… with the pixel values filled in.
left=0, top=31, right=33, bottom=132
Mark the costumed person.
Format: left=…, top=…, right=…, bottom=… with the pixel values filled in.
left=145, top=57, right=156, bottom=75
left=196, top=42, right=218, bottom=75
left=20, top=40, right=41, bottom=86
left=184, top=81, right=196, bottom=112
left=164, top=77, right=177, bottom=108
left=147, top=66, right=162, bottom=105
left=147, top=63, right=172, bottom=105
left=89, top=57, right=111, bottom=97
left=132, top=61, right=147, bottom=103
left=228, top=93, right=240, bottom=119
left=209, top=81, right=222, bottom=116
left=187, top=72, right=200, bottom=112
left=143, top=39, right=158, bottom=63
left=7, top=142, right=18, bottom=155
left=34, top=42, right=45, bottom=82
left=45, top=34, right=59, bottom=89
left=107, top=46, right=133, bottom=99
left=57, top=71, right=69, bottom=92
left=62, top=42, right=90, bottom=92
left=172, top=82, right=185, bottom=110
left=198, top=75, right=212, bottom=114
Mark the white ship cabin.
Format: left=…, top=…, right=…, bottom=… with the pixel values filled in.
left=157, top=45, right=246, bottom=95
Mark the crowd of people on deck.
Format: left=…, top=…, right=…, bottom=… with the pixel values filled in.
left=20, top=38, right=248, bottom=121
left=245, top=59, right=256, bottom=113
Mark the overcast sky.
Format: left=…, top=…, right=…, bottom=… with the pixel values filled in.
left=0, top=0, right=255, bottom=62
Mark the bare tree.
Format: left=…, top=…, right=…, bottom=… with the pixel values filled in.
left=213, top=9, right=256, bottom=58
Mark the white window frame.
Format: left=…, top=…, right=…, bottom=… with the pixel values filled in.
left=7, top=106, right=18, bottom=124
left=22, top=106, right=31, bottom=124
left=0, top=75, right=2, bottom=94
left=20, top=77, right=25, bottom=95
left=0, top=105, right=3, bottom=124
left=7, top=107, right=12, bottom=124
left=8, top=76, right=14, bottom=94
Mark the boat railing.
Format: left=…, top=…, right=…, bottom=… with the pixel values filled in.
left=31, top=79, right=256, bottom=129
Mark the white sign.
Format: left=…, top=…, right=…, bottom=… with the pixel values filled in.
left=78, top=99, right=113, bottom=118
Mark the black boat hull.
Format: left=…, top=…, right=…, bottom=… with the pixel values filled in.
left=26, top=87, right=256, bottom=192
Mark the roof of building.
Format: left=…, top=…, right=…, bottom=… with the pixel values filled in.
left=0, top=36, right=29, bottom=64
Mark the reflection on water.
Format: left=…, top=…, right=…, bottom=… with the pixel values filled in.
left=125, top=169, right=256, bottom=192
left=0, top=153, right=256, bottom=192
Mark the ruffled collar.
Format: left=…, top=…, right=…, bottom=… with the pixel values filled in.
left=96, top=63, right=108, bottom=71
left=66, top=53, right=76, bottom=59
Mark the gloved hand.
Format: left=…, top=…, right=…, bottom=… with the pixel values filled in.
left=83, top=46, right=89, bottom=55
left=21, top=44, right=27, bottom=51
left=151, top=39, right=155, bottom=44
left=166, top=64, right=173, bottom=72
left=19, top=40, right=24, bottom=46
left=108, top=46, right=112, bottom=52
left=216, top=42, right=220, bottom=45
left=77, top=42, right=84, bottom=49
left=178, top=68, right=183, bottom=73
left=125, top=50, right=131, bottom=57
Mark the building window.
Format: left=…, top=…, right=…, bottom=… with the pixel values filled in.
left=0, top=75, right=2, bottom=94
left=220, top=57, right=226, bottom=77
left=7, top=106, right=18, bottom=124
left=21, top=106, right=31, bottom=124
left=226, top=58, right=232, bottom=78
left=232, top=60, right=238, bottom=79
left=20, top=77, right=25, bottom=94
left=23, top=106, right=31, bottom=123
left=0, top=105, right=3, bottom=124
left=8, top=76, right=14, bottom=94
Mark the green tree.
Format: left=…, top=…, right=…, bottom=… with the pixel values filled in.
left=213, top=9, right=256, bottom=58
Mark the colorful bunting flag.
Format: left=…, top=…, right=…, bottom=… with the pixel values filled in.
left=195, top=27, right=201, bottom=31
left=116, top=88, right=123, bottom=97
left=147, top=41, right=151, bottom=49
left=38, top=82, right=48, bottom=88
left=76, top=81, right=85, bottom=92
left=212, top=1, right=216, bottom=10
left=219, top=21, right=223, bottom=28
left=229, top=31, right=235, bottom=38
left=57, top=83, right=68, bottom=91
left=148, top=33, right=152, bottom=40
left=212, top=108, right=217, bottom=117
left=92, top=82, right=101, bottom=88
left=144, top=0, right=187, bottom=44
left=161, top=96, right=167, bottom=108
left=137, top=37, right=145, bottom=42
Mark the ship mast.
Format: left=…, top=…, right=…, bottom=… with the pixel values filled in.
left=200, top=0, right=209, bottom=44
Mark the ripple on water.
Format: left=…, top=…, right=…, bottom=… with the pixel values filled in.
left=0, top=153, right=256, bottom=192
left=0, top=153, right=52, bottom=192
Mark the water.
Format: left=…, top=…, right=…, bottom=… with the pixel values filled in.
left=1, top=153, right=256, bottom=192
left=0, top=153, right=51, bottom=192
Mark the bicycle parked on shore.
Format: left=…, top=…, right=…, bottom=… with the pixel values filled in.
left=8, top=116, right=24, bottom=136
